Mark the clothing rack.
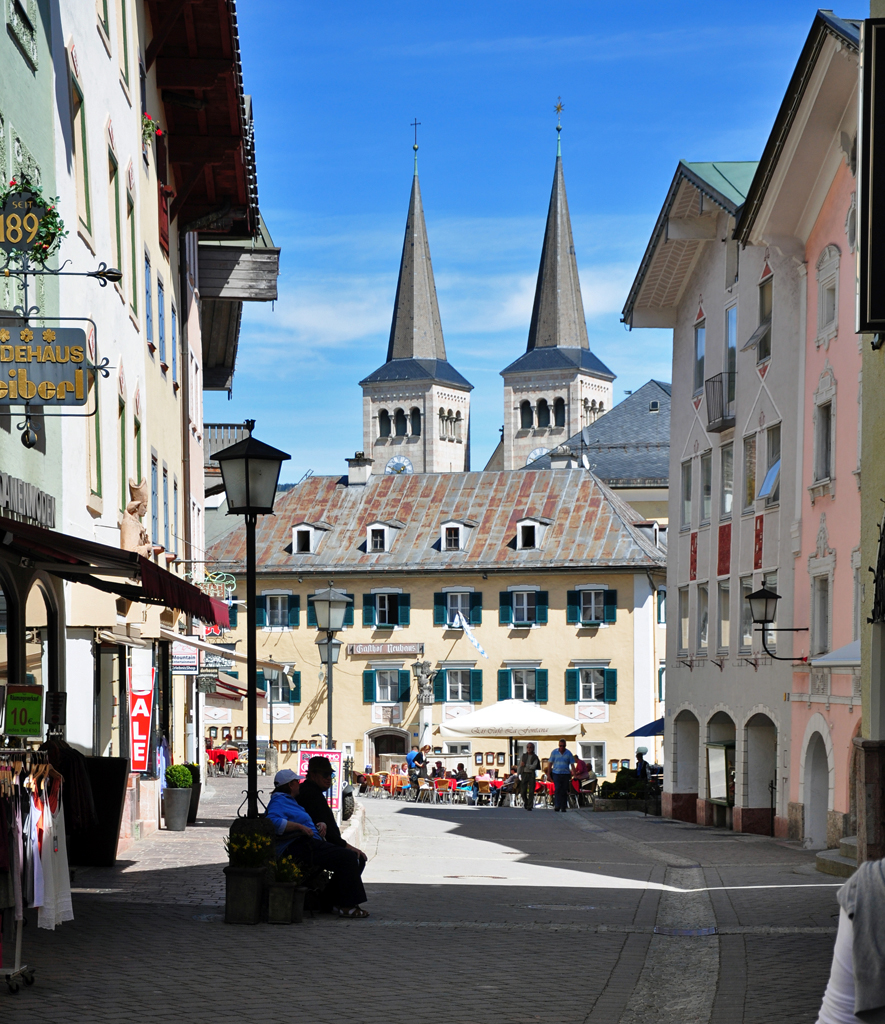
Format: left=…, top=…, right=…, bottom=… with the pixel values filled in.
left=0, top=747, right=48, bottom=994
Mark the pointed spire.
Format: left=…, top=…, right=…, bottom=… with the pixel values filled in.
left=386, top=161, right=447, bottom=362
left=525, top=133, right=589, bottom=352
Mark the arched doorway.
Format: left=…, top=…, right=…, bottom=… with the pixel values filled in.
left=805, top=732, right=830, bottom=849
left=706, top=711, right=736, bottom=829
left=671, top=709, right=699, bottom=822
left=372, top=731, right=407, bottom=770
left=742, top=713, right=777, bottom=835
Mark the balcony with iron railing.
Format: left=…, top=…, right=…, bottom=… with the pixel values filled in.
left=705, top=372, right=736, bottom=433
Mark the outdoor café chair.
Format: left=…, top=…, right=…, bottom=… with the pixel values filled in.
left=476, top=780, right=492, bottom=806
left=433, top=778, right=451, bottom=804
left=416, top=780, right=434, bottom=803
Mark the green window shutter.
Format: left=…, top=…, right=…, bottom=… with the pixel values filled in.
left=434, top=669, right=446, bottom=703
left=307, top=599, right=317, bottom=628
left=497, top=669, right=511, bottom=700
left=289, top=671, right=301, bottom=704
left=256, top=670, right=266, bottom=693
left=658, top=667, right=665, bottom=702
left=603, top=668, right=618, bottom=703
left=433, top=593, right=447, bottom=627
left=362, top=593, right=376, bottom=627
left=362, top=670, right=376, bottom=703
left=566, top=592, right=580, bottom=625
left=657, top=590, right=666, bottom=625
left=228, top=602, right=238, bottom=629
left=469, top=669, right=483, bottom=703
left=565, top=668, right=579, bottom=703
left=343, top=594, right=355, bottom=628
left=397, top=669, right=411, bottom=703
left=604, top=590, right=618, bottom=624
left=469, top=591, right=482, bottom=626
left=255, top=597, right=266, bottom=628
left=536, top=591, right=548, bottom=624
left=499, top=591, right=513, bottom=625
left=227, top=670, right=239, bottom=679
left=398, top=592, right=411, bottom=626
left=535, top=669, right=548, bottom=702
left=287, top=594, right=300, bottom=628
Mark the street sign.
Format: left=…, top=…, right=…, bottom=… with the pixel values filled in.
left=171, top=639, right=199, bottom=675
left=128, top=667, right=155, bottom=773
left=5, top=684, right=43, bottom=736
left=45, top=690, right=67, bottom=727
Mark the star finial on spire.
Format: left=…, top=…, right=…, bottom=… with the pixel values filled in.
left=555, top=97, right=564, bottom=132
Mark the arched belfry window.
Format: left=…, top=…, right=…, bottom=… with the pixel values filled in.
left=447, top=409, right=454, bottom=438
left=394, top=408, right=407, bottom=436
left=455, top=411, right=462, bottom=440
left=439, top=408, right=446, bottom=438
left=537, top=399, right=550, bottom=428
left=520, top=401, right=533, bottom=429
left=554, top=397, right=565, bottom=427
left=410, top=408, right=421, bottom=436
left=378, top=409, right=391, bottom=438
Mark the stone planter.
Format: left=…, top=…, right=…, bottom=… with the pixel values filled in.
left=224, top=866, right=264, bottom=925
left=267, top=881, right=296, bottom=924
left=163, top=787, right=191, bottom=831
left=187, top=781, right=202, bottom=824
left=292, top=886, right=308, bottom=924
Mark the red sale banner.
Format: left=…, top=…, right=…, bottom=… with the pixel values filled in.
left=128, top=667, right=156, bottom=773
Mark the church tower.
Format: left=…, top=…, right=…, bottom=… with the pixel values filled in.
left=501, top=128, right=615, bottom=470
left=360, top=147, right=472, bottom=476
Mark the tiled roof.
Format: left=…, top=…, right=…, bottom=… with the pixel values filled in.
left=527, top=380, right=670, bottom=485
left=360, top=357, right=473, bottom=389
left=501, top=346, right=615, bottom=380
left=206, top=469, right=666, bottom=577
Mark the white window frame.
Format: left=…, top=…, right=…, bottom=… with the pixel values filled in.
left=262, top=589, right=293, bottom=632
left=812, top=574, right=831, bottom=657
left=720, top=444, right=733, bottom=519
left=700, top=450, right=712, bottom=524
left=681, top=460, right=692, bottom=529
left=579, top=742, right=606, bottom=776
left=293, top=525, right=314, bottom=554
left=512, top=590, right=537, bottom=625
left=717, top=580, right=730, bottom=653
left=810, top=367, right=837, bottom=502
left=579, top=667, right=605, bottom=702
left=375, top=667, right=401, bottom=704
left=512, top=668, right=536, bottom=701
left=697, top=583, right=709, bottom=654
left=678, top=587, right=689, bottom=653
left=446, top=591, right=470, bottom=627
left=446, top=668, right=471, bottom=703
left=694, top=319, right=705, bottom=394
left=815, top=245, right=840, bottom=349
left=580, top=590, right=605, bottom=623
left=516, top=517, right=548, bottom=550
left=740, top=576, right=754, bottom=651
left=368, top=525, right=388, bottom=552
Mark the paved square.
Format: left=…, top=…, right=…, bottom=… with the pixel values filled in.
left=3, top=778, right=840, bottom=1023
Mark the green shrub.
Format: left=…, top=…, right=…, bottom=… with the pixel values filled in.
left=184, top=763, right=200, bottom=785
left=165, top=764, right=193, bottom=789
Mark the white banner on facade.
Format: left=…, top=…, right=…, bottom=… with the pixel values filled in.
left=576, top=703, right=609, bottom=723
left=203, top=706, right=232, bottom=724
left=443, top=703, right=474, bottom=720
left=263, top=706, right=294, bottom=724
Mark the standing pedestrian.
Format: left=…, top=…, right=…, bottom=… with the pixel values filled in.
left=518, top=742, right=541, bottom=811
left=548, top=738, right=576, bottom=812
left=405, top=744, right=424, bottom=799
left=636, top=749, right=650, bottom=796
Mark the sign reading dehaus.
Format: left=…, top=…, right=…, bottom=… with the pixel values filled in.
left=0, top=325, right=88, bottom=405
left=0, top=472, right=56, bottom=527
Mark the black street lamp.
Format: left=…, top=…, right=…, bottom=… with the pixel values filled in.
left=746, top=587, right=808, bottom=663
left=310, top=587, right=351, bottom=750
left=212, top=420, right=290, bottom=818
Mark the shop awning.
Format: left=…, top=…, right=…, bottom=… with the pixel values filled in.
left=0, top=517, right=227, bottom=626
left=437, top=699, right=581, bottom=738
left=626, top=718, right=665, bottom=737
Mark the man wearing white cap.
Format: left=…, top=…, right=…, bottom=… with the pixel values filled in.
left=266, top=768, right=369, bottom=918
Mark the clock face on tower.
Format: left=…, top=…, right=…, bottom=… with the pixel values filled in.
left=385, top=455, right=414, bottom=475
left=526, top=447, right=549, bottom=466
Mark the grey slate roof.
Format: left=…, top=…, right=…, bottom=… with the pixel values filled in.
left=206, top=468, right=666, bottom=577
left=527, top=380, right=670, bottom=486
left=360, top=357, right=473, bottom=389
left=501, top=346, right=615, bottom=380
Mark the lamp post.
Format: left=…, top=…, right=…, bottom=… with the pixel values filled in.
left=211, top=420, right=290, bottom=818
left=746, top=587, right=808, bottom=663
left=311, top=587, right=351, bottom=750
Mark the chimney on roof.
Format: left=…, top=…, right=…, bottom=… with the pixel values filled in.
left=548, top=444, right=578, bottom=470
left=346, top=451, right=373, bottom=486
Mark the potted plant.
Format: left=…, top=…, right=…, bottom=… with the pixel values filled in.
left=267, top=856, right=304, bottom=925
left=163, top=764, right=192, bottom=832
left=184, top=762, right=202, bottom=824
left=223, top=831, right=273, bottom=925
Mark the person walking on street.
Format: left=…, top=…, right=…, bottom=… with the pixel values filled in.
left=636, top=749, right=650, bottom=798
left=405, top=745, right=425, bottom=800
left=519, top=742, right=541, bottom=811
left=548, top=739, right=576, bottom=812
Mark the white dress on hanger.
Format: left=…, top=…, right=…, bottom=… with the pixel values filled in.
left=37, top=780, right=73, bottom=930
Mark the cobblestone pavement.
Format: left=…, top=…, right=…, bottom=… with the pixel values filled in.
left=2, top=777, right=840, bottom=1023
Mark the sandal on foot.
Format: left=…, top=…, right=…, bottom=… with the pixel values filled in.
left=337, top=906, right=370, bottom=919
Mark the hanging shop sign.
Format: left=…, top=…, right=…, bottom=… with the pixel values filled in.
left=346, top=643, right=424, bottom=656
left=4, top=684, right=43, bottom=736
left=171, top=638, right=200, bottom=675
left=196, top=674, right=217, bottom=694
left=298, top=749, right=343, bottom=811
left=44, top=691, right=67, bottom=728
left=201, top=644, right=235, bottom=672
left=128, top=666, right=156, bottom=773
left=0, top=325, right=89, bottom=405
left=0, top=472, right=56, bottom=527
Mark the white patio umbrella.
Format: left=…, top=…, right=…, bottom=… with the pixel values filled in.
left=437, top=699, right=581, bottom=738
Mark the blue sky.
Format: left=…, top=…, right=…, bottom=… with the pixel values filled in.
left=205, top=1, right=864, bottom=482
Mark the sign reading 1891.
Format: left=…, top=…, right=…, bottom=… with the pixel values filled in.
left=0, top=192, right=45, bottom=253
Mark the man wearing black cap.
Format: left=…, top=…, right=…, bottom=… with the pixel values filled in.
left=266, top=768, right=369, bottom=918
left=297, top=756, right=367, bottom=867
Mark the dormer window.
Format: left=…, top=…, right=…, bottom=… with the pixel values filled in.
left=371, top=528, right=386, bottom=552
left=291, top=521, right=332, bottom=556
left=366, top=519, right=404, bottom=554
left=295, top=529, right=311, bottom=553
left=439, top=518, right=477, bottom=553
left=445, top=527, right=460, bottom=551
left=516, top=516, right=551, bottom=550
left=649, top=400, right=660, bottom=413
